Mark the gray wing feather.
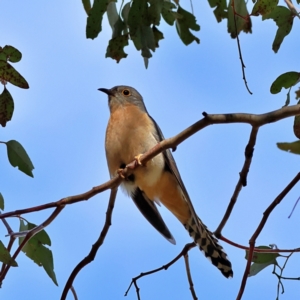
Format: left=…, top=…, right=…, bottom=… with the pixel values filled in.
left=131, top=187, right=176, bottom=244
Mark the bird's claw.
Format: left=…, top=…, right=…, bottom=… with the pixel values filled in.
left=134, top=154, right=146, bottom=166
left=117, top=168, right=126, bottom=179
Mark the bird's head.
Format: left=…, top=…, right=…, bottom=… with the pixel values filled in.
left=98, top=85, right=147, bottom=113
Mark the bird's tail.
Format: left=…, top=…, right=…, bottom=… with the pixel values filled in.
left=185, top=216, right=233, bottom=278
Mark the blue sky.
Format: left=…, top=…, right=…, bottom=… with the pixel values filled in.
left=1, top=1, right=300, bottom=299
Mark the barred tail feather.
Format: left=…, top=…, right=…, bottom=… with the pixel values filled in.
left=185, top=216, right=233, bottom=278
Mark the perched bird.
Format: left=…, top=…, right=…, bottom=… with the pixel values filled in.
left=99, top=85, right=233, bottom=278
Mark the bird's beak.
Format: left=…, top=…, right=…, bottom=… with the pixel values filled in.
left=98, top=88, right=115, bottom=96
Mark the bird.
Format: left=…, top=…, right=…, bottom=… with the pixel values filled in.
left=99, top=85, right=233, bottom=278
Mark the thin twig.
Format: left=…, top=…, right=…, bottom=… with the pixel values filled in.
left=221, top=235, right=300, bottom=253
left=236, top=172, right=300, bottom=300
left=184, top=253, right=198, bottom=300
left=215, top=126, right=258, bottom=236
left=274, top=252, right=294, bottom=298
left=232, top=0, right=252, bottom=94
left=60, top=188, right=118, bottom=300
left=70, top=286, right=78, bottom=300
left=124, top=243, right=196, bottom=297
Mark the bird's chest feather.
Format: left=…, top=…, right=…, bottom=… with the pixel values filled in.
left=105, top=105, right=164, bottom=192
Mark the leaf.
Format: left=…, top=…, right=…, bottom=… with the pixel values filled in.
left=152, top=25, right=164, bottom=48
left=128, top=0, right=149, bottom=41
left=0, top=240, right=17, bottom=266
left=82, top=0, right=91, bottom=15
left=294, top=108, right=300, bottom=139
left=161, top=1, right=176, bottom=25
left=148, top=0, right=163, bottom=26
left=19, top=220, right=57, bottom=285
left=228, top=0, right=252, bottom=38
left=0, top=193, right=4, bottom=210
left=121, top=2, right=131, bottom=25
left=6, top=140, right=34, bottom=177
left=128, top=0, right=158, bottom=64
left=295, top=88, right=300, bottom=100
left=1, top=45, right=22, bottom=63
left=277, top=140, right=300, bottom=155
left=0, top=61, right=29, bottom=89
left=245, top=246, right=280, bottom=264
left=86, top=0, right=109, bottom=39
left=251, top=0, right=278, bottom=16
left=270, top=71, right=300, bottom=94
left=0, top=87, right=14, bottom=127
left=107, top=1, right=119, bottom=31
left=263, top=6, right=294, bottom=53
left=248, top=261, right=275, bottom=276
left=175, top=5, right=200, bottom=45
left=207, top=0, right=228, bottom=22
left=106, top=35, right=129, bottom=63
left=112, top=16, right=126, bottom=38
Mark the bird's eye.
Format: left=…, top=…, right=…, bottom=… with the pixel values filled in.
left=122, top=89, right=130, bottom=96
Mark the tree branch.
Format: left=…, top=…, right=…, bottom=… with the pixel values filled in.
left=184, top=252, right=198, bottom=300
left=124, top=243, right=196, bottom=298
left=236, top=172, right=300, bottom=300
left=60, top=188, right=118, bottom=300
left=215, top=126, right=258, bottom=236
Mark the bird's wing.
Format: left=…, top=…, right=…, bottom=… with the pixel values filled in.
left=131, top=187, right=176, bottom=244
left=149, top=116, right=202, bottom=232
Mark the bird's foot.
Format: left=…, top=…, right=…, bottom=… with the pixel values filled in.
left=134, top=154, right=146, bottom=167
left=117, top=168, right=126, bottom=179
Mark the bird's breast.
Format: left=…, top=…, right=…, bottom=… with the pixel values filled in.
left=105, top=104, right=164, bottom=193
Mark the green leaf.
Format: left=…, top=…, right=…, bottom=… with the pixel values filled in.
left=152, top=25, right=164, bottom=48
left=0, top=193, right=4, bottom=210
left=277, top=140, right=300, bottom=154
left=0, top=61, right=29, bottom=89
left=112, top=16, right=126, bottom=38
left=86, top=0, right=109, bottom=39
left=0, top=240, right=17, bottom=266
left=263, top=6, right=294, bottom=53
left=0, top=87, right=14, bottom=127
left=251, top=0, right=278, bottom=16
left=128, top=0, right=149, bottom=39
left=270, top=71, right=300, bottom=94
left=1, top=45, right=22, bottom=63
left=6, top=140, right=34, bottom=177
left=161, top=1, right=176, bottom=25
left=294, top=103, right=300, bottom=138
left=128, top=0, right=159, bottom=64
left=19, top=220, right=57, bottom=285
left=228, top=0, right=252, bottom=38
left=107, top=1, right=119, bottom=31
left=106, top=35, right=129, bottom=63
left=207, top=0, right=228, bottom=22
left=121, top=2, right=131, bottom=25
left=148, top=0, right=163, bottom=26
left=175, top=5, right=200, bottom=45
left=245, top=246, right=280, bottom=264
left=248, top=261, right=275, bottom=276
left=82, top=0, right=91, bottom=15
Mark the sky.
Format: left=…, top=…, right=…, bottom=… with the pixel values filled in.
left=1, top=1, right=300, bottom=300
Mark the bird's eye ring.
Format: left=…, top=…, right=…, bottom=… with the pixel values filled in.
left=122, top=89, right=130, bottom=96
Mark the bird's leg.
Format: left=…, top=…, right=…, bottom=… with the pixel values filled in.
left=117, top=163, right=127, bottom=179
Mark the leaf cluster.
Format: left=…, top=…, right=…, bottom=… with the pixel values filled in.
left=85, top=0, right=200, bottom=67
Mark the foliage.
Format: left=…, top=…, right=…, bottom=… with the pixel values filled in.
left=82, top=0, right=298, bottom=67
